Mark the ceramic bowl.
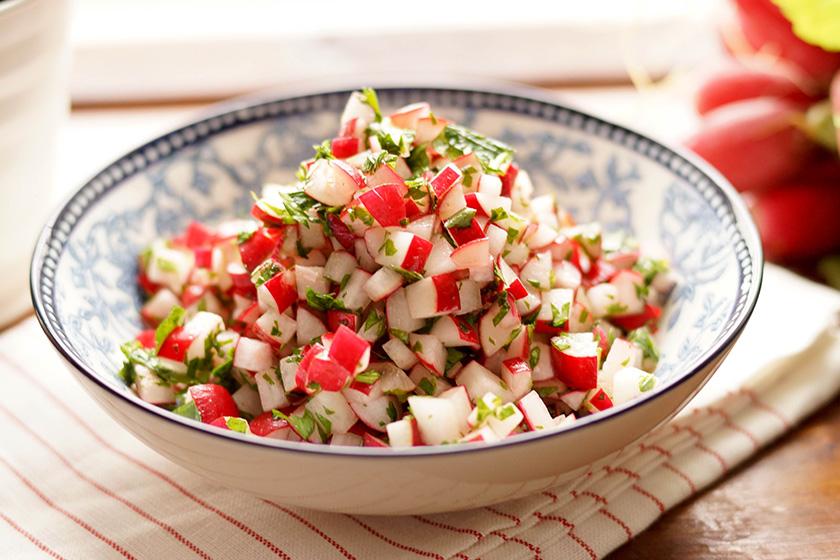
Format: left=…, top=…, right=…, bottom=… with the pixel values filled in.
left=31, top=83, right=762, bottom=515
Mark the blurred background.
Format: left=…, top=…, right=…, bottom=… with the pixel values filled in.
left=60, top=0, right=840, bottom=286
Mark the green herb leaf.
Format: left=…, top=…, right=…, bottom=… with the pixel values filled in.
left=312, top=139, right=335, bottom=160
left=431, top=123, right=514, bottom=175
left=172, top=400, right=202, bottom=421
left=638, top=372, right=657, bottom=393
left=443, top=207, right=477, bottom=230
left=417, top=377, right=436, bottom=396
left=155, top=306, right=186, bottom=352
left=366, top=121, right=415, bottom=157
left=274, top=409, right=317, bottom=441
left=770, top=0, right=840, bottom=51
left=225, top=417, right=250, bottom=433
left=389, top=328, right=410, bottom=345
left=390, top=265, right=423, bottom=282
left=382, top=237, right=398, bottom=256
left=305, top=287, right=350, bottom=312
left=361, top=88, right=382, bottom=121
left=355, top=370, right=381, bottom=384
left=361, top=151, right=398, bottom=174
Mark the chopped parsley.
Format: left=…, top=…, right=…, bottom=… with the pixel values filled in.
left=305, top=287, right=350, bottom=312
left=431, top=124, right=514, bottom=175
left=443, top=207, right=476, bottom=230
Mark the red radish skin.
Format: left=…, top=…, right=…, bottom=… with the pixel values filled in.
left=431, top=274, right=461, bottom=314
left=684, top=97, right=816, bottom=192
left=331, top=136, right=362, bottom=158
left=747, top=180, right=840, bottom=262
left=188, top=384, right=240, bottom=424
left=238, top=227, right=282, bottom=272
left=730, top=0, right=840, bottom=87
left=831, top=70, right=840, bottom=153
left=695, top=64, right=818, bottom=115
left=250, top=411, right=292, bottom=438
left=358, top=183, right=407, bottom=227
left=157, top=327, right=197, bottom=362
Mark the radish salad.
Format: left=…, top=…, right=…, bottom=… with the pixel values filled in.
left=119, top=89, right=672, bottom=447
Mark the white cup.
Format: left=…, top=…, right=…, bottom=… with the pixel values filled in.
left=0, top=0, right=72, bottom=328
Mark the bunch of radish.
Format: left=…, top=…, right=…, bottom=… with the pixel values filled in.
left=684, top=0, right=840, bottom=265
left=119, top=89, right=671, bottom=447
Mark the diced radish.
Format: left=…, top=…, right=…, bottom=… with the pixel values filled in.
left=232, top=384, right=264, bottom=418
left=386, top=416, right=422, bottom=447
left=358, top=308, right=386, bottom=343
left=536, top=288, right=574, bottom=332
left=253, top=308, right=297, bottom=349
left=233, top=337, right=275, bottom=372
left=134, top=365, right=175, bottom=405
left=305, top=159, right=365, bottom=207
left=389, top=101, right=431, bottom=129
left=306, top=390, right=357, bottom=436
left=238, top=227, right=282, bottom=272
left=612, top=366, right=659, bottom=405
left=185, top=384, right=239, bottom=424
left=408, top=395, right=463, bottom=445
left=519, top=251, right=553, bottom=291
left=501, top=357, right=533, bottom=400
left=328, top=324, right=371, bottom=375
left=336, top=267, right=372, bottom=313
left=429, top=315, right=480, bottom=350
left=408, top=333, right=446, bottom=376
left=429, top=163, right=463, bottom=200
left=373, top=231, right=433, bottom=274
left=295, top=266, right=329, bottom=301
left=415, top=115, right=451, bottom=144
left=295, top=306, right=328, bottom=346
left=517, top=390, right=554, bottom=431
left=584, top=388, right=614, bottom=413
left=146, top=240, right=194, bottom=294
left=358, top=183, right=407, bottom=227
left=423, top=234, right=458, bottom=276
left=141, top=288, right=181, bottom=325
left=409, top=364, right=452, bottom=396
left=437, top=183, right=467, bottom=221
left=344, top=391, right=400, bottom=433
left=364, top=266, right=404, bottom=301
left=382, top=337, right=420, bottom=370
left=479, top=293, right=521, bottom=357
left=609, top=269, right=647, bottom=316
left=559, top=389, right=589, bottom=411
left=324, top=250, right=358, bottom=285
left=455, top=360, right=513, bottom=403
left=496, top=257, right=528, bottom=300
left=550, top=332, right=600, bottom=390
left=385, top=288, right=425, bottom=333
left=257, top=269, right=297, bottom=313
left=405, top=274, right=461, bottom=319
left=438, top=386, right=472, bottom=436
left=450, top=237, right=491, bottom=270
left=250, top=411, right=297, bottom=440
left=456, top=280, right=483, bottom=315
left=254, top=366, right=291, bottom=411
left=529, top=341, right=554, bottom=381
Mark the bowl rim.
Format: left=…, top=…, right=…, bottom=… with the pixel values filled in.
left=30, top=79, right=764, bottom=460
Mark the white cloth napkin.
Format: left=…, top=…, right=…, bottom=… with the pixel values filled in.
left=2, top=265, right=839, bottom=560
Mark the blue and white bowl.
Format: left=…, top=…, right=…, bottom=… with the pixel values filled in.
left=31, top=83, right=762, bottom=515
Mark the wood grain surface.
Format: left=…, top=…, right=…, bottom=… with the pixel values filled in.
left=607, top=393, right=840, bottom=559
